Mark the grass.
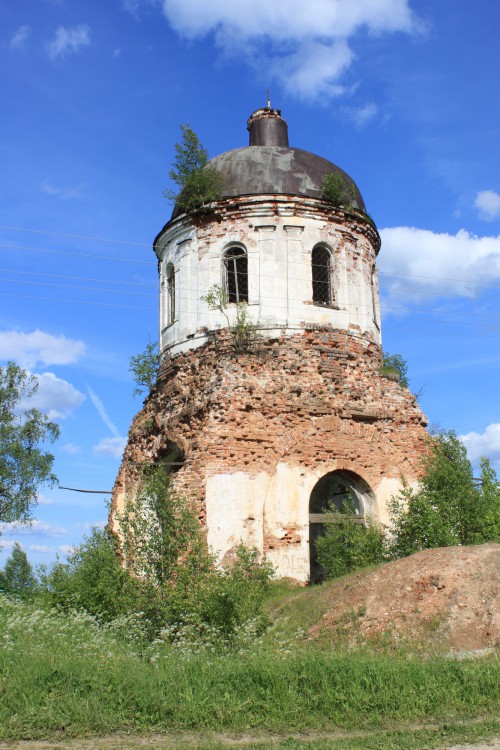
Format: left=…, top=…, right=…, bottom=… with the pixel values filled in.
left=0, top=597, right=498, bottom=742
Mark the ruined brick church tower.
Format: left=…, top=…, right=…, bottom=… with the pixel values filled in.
left=111, top=106, right=428, bottom=583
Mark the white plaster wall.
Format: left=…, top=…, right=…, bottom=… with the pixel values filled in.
left=205, top=462, right=400, bottom=583
left=157, top=200, right=380, bottom=360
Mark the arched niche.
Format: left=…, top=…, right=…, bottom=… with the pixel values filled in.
left=309, top=470, right=373, bottom=584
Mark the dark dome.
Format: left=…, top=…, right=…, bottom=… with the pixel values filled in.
left=208, top=146, right=365, bottom=211
left=170, top=108, right=365, bottom=220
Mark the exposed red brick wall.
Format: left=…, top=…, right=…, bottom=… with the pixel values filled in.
left=110, top=326, right=428, bottom=536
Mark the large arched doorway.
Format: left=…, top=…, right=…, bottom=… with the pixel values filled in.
left=309, top=470, right=373, bottom=584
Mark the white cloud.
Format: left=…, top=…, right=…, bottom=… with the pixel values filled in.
left=30, top=544, right=57, bottom=553
left=40, top=180, right=85, bottom=200
left=0, top=329, right=85, bottom=368
left=23, top=371, right=85, bottom=420
left=1, top=520, right=67, bottom=537
left=46, top=25, right=91, bottom=61
left=122, top=0, right=142, bottom=18
left=59, top=544, right=75, bottom=555
left=87, top=386, right=120, bottom=437
left=10, top=25, right=31, bottom=50
left=36, top=493, right=55, bottom=506
left=62, top=443, right=81, bottom=455
left=93, top=436, right=127, bottom=458
left=0, top=539, right=22, bottom=550
left=378, top=227, right=500, bottom=305
left=159, top=0, right=419, bottom=100
left=475, top=190, right=500, bottom=222
left=343, top=102, right=378, bottom=127
left=460, top=423, right=500, bottom=470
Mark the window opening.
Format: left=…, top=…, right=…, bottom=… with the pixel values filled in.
left=371, top=264, right=379, bottom=329
left=223, top=247, right=248, bottom=303
left=167, top=264, right=175, bottom=325
left=312, top=245, right=332, bottom=305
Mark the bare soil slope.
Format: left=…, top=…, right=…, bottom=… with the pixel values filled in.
left=310, top=543, right=499, bottom=651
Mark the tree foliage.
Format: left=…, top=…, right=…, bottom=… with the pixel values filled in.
left=389, top=431, right=500, bottom=557
left=381, top=352, right=410, bottom=388
left=163, top=124, right=222, bottom=213
left=0, top=362, right=59, bottom=523
left=0, top=542, right=37, bottom=596
left=117, top=466, right=273, bottom=636
left=129, top=341, right=159, bottom=398
left=320, top=172, right=357, bottom=209
left=40, top=528, right=140, bottom=621
left=315, top=500, right=387, bottom=580
left=201, top=284, right=257, bottom=353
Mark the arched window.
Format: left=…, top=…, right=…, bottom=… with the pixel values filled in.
left=166, top=263, right=175, bottom=325
left=312, top=245, right=332, bottom=305
left=309, top=470, right=372, bottom=584
left=223, top=247, right=248, bottom=303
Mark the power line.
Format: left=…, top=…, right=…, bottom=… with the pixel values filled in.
left=0, top=277, right=155, bottom=297
left=0, top=225, right=151, bottom=248
left=0, top=292, right=155, bottom=311
left=0, top=268, right=156, bottom=287
left=0, top=242, right=155, bottom=265
left=59, top=486, right=112, bottom=494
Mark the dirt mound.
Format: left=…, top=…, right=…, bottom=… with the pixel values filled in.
left=310, top=543, right=499, bottom=652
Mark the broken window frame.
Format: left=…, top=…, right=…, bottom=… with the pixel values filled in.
left=311, top=244, right=333, bottom=306
left=223, top=246, right=248, bottom=304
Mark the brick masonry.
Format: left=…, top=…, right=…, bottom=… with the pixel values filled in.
left=110, top=325, right=429, bottom=582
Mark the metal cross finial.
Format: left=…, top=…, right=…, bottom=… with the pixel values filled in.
left=267, top=89, right=271, bottom=109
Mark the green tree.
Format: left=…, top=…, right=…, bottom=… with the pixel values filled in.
left=315, top=501, right=387, bottom=580
left=118, top=466, right=273, bottom=636
left=320, top=172, right=357, bottom=209
left=40, top=527, right=140, bottom=621
left=381, top=352, right=410, bottom=388
left=0, top=362, right=59, bottom=523
left=163, top=124, right=222, bottom=213
left=129, top=340, right=159, bottom=398
left=389, top=431, right=500, bottom=558
left=0, top=542, right=37, bottom=596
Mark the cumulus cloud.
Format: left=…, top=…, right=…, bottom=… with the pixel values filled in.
left=460, top=423, right=500, bottom=470
left=10, top=25, right=31, bottom=50
left=378, top=227, right=500, bottom=305
left=93, top=436, right=127, bottom=458
left=46, top=25, right=91, bottom=61
left=23, top=371, right=85, bottom=420
left=0, top=329, right=85, bottom=368
left=158, top=0, right=419, bottom=100
left=475, top=190, right=500, bottom=222
left=1, top=520, right=67, bottom=536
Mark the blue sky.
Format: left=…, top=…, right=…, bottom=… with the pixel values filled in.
left=1, top=0, right=499, bottom=567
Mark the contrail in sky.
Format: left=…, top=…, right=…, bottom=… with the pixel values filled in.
left=87, top=386, right=120, bottom=437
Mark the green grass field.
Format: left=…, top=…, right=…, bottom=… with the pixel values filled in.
left=0, top=596, right=498, bottom=746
